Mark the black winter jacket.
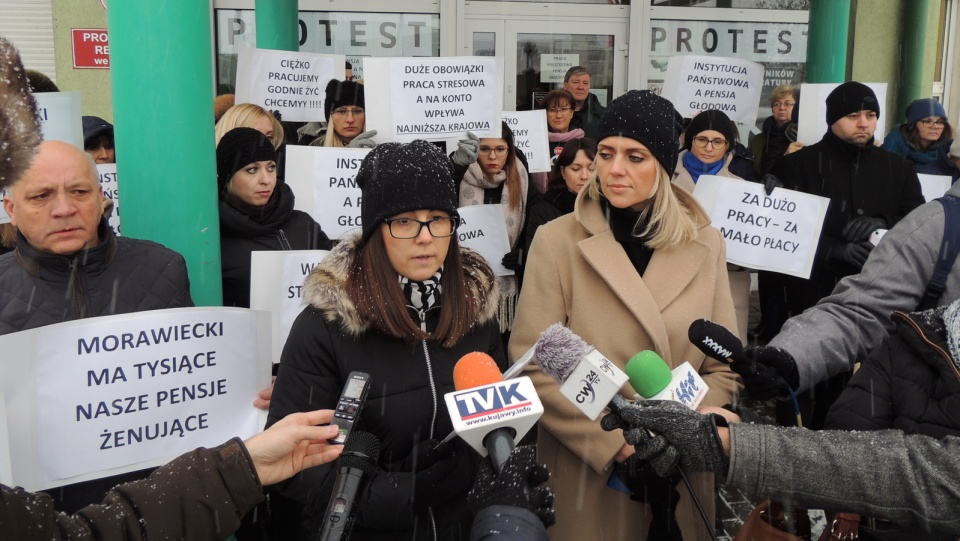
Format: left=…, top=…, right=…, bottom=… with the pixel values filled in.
left=825, top=308, right=960, bottom=540
left=773, top=130, right=925, bottom=313
left=572, top=92, right=606, bottom=140
left=267, top=234, right=505, bottom=541
left=0, top=219, right=193, bottom=335
left=524, top=188, right=576, bottom=255
left=219, top=183, right=331, bottom=307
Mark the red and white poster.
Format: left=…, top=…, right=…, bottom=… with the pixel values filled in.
left=72, top=29, right=110, bottom=69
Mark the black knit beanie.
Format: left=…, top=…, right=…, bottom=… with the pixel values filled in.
left=684, top=110, right=737, bottom=151
left=596, top=90, right=682, bottom=177
left=216, top=127, right=277, bottom=191
left=825, top=82, right=880, bottom=126
left=324, top=79, right=365, bottom=121
left=356, top=140, right=459, bottom=242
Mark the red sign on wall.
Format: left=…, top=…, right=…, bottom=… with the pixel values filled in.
left=72, top=29, right=110, bottom=69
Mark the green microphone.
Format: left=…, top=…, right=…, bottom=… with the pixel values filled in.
left=625, top=350, right=708, bottom=408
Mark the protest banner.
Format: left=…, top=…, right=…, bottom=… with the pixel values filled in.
left=285, top=146, right=369, bottom=239
left=797, top=83, right=888, bottom=146
left=0, top=307, right=271, bottom=491
left=693, top=175, right=829, bottom=279
left=540, top=54, right=579, bottom=83
left=661, top=55, right=764, bottom=124
left=250, top=250, right=330, bottom=362
left=33, top=91, right=84, bottom=148
left=918, top=173, right=952, bottom=203
left=235, top=47, right=344, bottom=122
left=502, top=111, right=551, bottom=173
left=364, top=56, right=502, bottom=142
left=456, top=205, right=513, bottom=276
left=97, top=163, right=121, bottom=235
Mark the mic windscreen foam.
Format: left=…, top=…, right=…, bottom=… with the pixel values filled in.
left=534, top=323, right=591, bottom=383
left=687, top=318, right=743, bottom=362
left=453, top=352, right=503, bottom=391
left=625, top=351, right=673, bottom=398
left=340, top=431, right=381, bottom=475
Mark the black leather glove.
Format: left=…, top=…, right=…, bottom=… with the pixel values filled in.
left=739, top=346, right=800, bottom=400
left=467, top=445, right=556, bottom=528
left=603, top=401, right=728, bottom=478
left=842, top=216, right=885, bottom=242
left=451, top=131, right=480, bottom=166
left=502, top=247, right=523, bottom=271
left=827, top=241, right=873, bottom=268
left=761, top=173, right=784, bottom=195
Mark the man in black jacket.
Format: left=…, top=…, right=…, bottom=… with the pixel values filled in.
left=0, top=139, right=194, bottom=512
left=563, top=66, right=605, bottom=140
left=764, top=81, right=925, bottom=427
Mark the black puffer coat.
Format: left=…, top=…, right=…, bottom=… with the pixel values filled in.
left=825, top=308, right=960, bottom=540
left=0, top=219, right=193, bottom=334
left=523, top=188, right=576, bottom=255
left=219, top=183, right=331, bottom=307
left=267, top=234, right=505, bottom=541
left=773, top=129, right=925, bottom=314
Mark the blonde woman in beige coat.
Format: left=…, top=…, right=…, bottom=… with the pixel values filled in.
left=509, top=90, right=742, bottom=541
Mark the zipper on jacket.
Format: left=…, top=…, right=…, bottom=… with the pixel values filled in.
left=893, top=311, right=960, bottom=382
left=277, top=229, right=292, bottom=250
left=68, top=257, right=88, bottom=319
left=418, top=305, right=440, bottom=541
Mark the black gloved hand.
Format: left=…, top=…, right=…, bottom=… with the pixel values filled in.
left=842, top=216, right=885, bottom=242
left=601, top=414, right=679, bottom=477
left=270, top=109, right=282, bottom=122
left=502, top=247, right=523, bottom=271
left=467, top=445, right=556, bottom=528
left=761, top=173, right=784, bottom=195
left=602, top=401, right=728, bottom=478
left=452, top=131, right=480, bottom=166
left=613, top=452, right=683, bottom=504
left=410, top=439, right=476, bottom=513
left=739, top=346, right=800, bottom=400
left=828, top=241, right=873, bottom=268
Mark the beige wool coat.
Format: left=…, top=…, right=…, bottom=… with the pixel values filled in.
left=509, top=185, right=742, bottom=541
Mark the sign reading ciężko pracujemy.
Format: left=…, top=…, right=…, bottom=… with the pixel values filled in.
left=235, top=47, right=344, bottom=122
left=693, top=175, right=829, bottom=279
left=0, top=308, right=270, bottom=491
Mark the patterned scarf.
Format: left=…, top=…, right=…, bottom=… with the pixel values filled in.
left=942, top=299, right=960, bottom=371
left=400, top=268, right=443, bottom=330
left=459, top=161, right=528, bottom=332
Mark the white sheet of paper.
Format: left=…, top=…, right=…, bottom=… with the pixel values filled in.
left=28, top=308, right=269, bottom=486
left=693, top=175, right=829, bottom=279
left=539, top=54, right=579, bottom=83
left=661, top=55, right=764, bottom=124
left=365, top=56, right=502, bottom=142
left=456, top=205, right=513, bottom=276
left=34, top=91, right=84, bottom=148
left=502, top=111, right=551, bottom=173
left=917, top=174, right=952, bottom=203
left=285, top=146, right=369, bottom=239
left=250, top=250, right=330, bottom=362
left=97, top=164, right=121, bottom=236
left=797, top=83, right=888, bottom=146
left=235, top=47, right=343, bottom=122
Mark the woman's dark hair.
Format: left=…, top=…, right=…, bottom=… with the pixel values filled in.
left=546, top=137, right=597, bottom=191
left=345, top=227, right=480, bottom=348
left=903, top=120, right=954, bottom=152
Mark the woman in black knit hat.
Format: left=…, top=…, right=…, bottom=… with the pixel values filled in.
left=509, top=90, right=740, bottom=541
left=267, top=140, right=508, bottom=541
left=306, top=78, right=377, bottom=148
left=216, top=127, right=332, bottom=308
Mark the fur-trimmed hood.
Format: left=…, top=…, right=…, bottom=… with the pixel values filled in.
left=303, top=233, right=500, bottom=335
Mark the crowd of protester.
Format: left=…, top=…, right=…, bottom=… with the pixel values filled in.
left=5, top=31, right=960, bottom=541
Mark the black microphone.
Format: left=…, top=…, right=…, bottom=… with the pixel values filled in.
left=319, top=431, right=381, bottom=541
left=687, top=318, right=744, bottom=365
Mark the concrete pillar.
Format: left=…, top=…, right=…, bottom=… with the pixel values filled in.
left=256, top=0, right=299, bottom=51
left=805, top=0, right=852, bottom=83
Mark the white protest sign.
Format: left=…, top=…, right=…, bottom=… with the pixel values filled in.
left=365, top=56, right=502, bottom=142
left=286, top=146, right=369, bottom=239
left=97, top=163, right=121, bottom=236
left=0, top=393, right=10, bottom=485
left=797, top=83, right=888, bottom=146
left=661, top=55, right=764, bottom=124
left=918, top=174, right=952, bottom=203
left=0, top=189, right=9, bottom=224
left=693, top=175, right=829, bottom=279
left=540, top=54, right=579, bottom=83
left=502, top=111, right=551, bottom=173
left=250, top=250, right=330, bottom=362
left=33, top=91, right=84, bottom=148
left=345, top=56, right=365, bottom=80
left=0, top=308, right=270, bottom=488
left=235, top=47, right=344, bottom=122
left=456, top=204, right=513, bottom=276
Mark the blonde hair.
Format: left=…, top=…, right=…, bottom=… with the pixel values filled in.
left=215, top=103, right=284, bottom=149
left=587, top=160, right=698, bottom=249
left=769, top=85, right=795, bottom=107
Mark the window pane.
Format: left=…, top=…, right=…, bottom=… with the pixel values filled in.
left=473, top=32, right=496, bottom=57
left=515, top=33, right=614, bottom=111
